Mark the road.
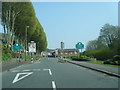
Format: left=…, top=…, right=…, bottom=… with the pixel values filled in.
left=2, top=57, right=119, bottom=89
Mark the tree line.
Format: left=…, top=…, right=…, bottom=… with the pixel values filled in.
left=85, top=24, right=120, bottom=61
left=2, top=2, right=47, bottom=53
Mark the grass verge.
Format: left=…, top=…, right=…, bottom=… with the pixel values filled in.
left=86, top=60, right=120, bottom=67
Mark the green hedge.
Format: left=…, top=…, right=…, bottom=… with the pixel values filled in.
left=85, top=49, right=114, bottom=60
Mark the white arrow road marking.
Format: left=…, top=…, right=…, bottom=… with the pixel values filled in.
left=52, top=81, right=56, bottom=90
left=43, top=69, right=52, bottom=75
left=12, top=72, right=33, bottom=84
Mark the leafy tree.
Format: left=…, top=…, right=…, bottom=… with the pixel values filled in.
left=86, top=40, right=107, bottom=51
left=98, top=24, right=120, bottom=54
left=2, top=2, right=47, bottom=54
left=85, top=23, right=120, bottom=60
left=30, top=18, right=47, bottom=53
left=86, top=40, right=98, bottom=51
left=2, top=2, right=23, bottom=45
left=98, top=24, right=118, bottom=49
left=14, top=2, right=36, bottom=43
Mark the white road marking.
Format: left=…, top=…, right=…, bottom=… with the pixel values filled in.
left=22, top=70, right=31, bottom=72
left=33, top=69, right=41, bottom=71
left=12, top=72, right=33, bottom=84
left=48, top=69, right=52, bottom=75
left=11, top=70, right=20, bottom=73
left=43, top=69, right=52, bottom=75
left=52, top=81, right=56, bottom=90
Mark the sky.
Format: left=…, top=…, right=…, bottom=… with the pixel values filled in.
left=32, top=2, right=118, bottom=50
left=0, top=2, right=118, bottom=50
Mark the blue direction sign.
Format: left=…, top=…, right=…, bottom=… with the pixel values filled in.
left=76, top=42, right=84, bottom=49
left=12, top=43, right=22, bottom=51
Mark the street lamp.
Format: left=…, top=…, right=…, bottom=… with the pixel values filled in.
left=25, top=26, right=29, bottom=61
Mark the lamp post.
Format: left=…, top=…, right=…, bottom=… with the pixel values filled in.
left=25, top=26, right=29, bottom=61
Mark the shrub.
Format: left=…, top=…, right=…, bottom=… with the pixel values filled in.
left=2, top=45, right=12, bottom=61
left=103, top=58, right=119, bottom=65
left=80, top=55, right=91, bottom=59
left=103, top=59, right=112, bottom=64
left=113, top=55, right=120, bottom=61
left=113, top=55, right=120, bottom=65
left=71, top=56, right=79, bottom=59
left=85, top=49, right=114, bottom=60
left=11, top=52, right=19, bottom=58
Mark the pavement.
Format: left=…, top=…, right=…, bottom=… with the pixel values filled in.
left=62, top=59, right=120, bottom=78
left=2, top=59, right=34, bottom=72
left=2, top=57, right=119, bottom=89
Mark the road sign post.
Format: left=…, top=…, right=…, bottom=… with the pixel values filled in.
left=12, top=43, right=22, bottom=51
left=28, top=41, right=36, bottom=53
left=12, top=42, right=23, bottom=62
left=75, top=42, right=84, bottom=57
left=28, top=41, right=36, bottom=61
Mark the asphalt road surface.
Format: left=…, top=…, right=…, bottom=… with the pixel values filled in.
left=2, top=57, right=119, bottom=89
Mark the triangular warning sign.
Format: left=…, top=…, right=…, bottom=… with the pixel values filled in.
left=12, top=72, right=33, bottom=84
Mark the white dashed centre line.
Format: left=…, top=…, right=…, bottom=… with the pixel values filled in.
left=43, top=69, right=52, bottom=75
left=52, top=81, right=56, bottom=90
left=48, top=69, right=52, bottom=75
left=33, top=69, right=41, bottom=71
left=22, top=70, right=31, bottom=72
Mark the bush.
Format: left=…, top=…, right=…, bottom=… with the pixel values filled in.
left=80, top=55, right=91, bottom=59
left=103, top=59, right=112, bottom=64
left=103, top=58, right=119, bottom=65
left=2, top=45, right=12, bottom=61
left=113, top=55, right=120, bottom=61
left=11, top=52, right=19, bottom=58
left=85, top=49, right=114, bottom=60
left=71, top=56, right=79, bottom=59
left=113, top=55, right=120, bottom=65
left=2, top=53, right=11, bottom=61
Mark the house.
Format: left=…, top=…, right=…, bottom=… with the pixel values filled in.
left=55, top=49, right=79, bottom=57
left=41, top=49, right=55, bottom=57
